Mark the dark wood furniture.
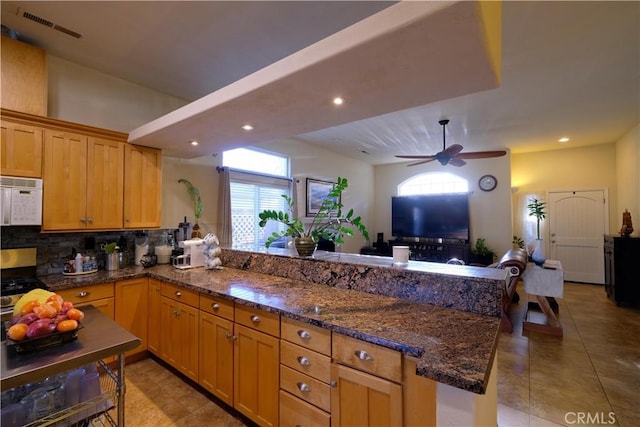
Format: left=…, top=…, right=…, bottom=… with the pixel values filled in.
left=604, top=235, right=640, bottom=306
left=389, top=240, right=470, bottom=264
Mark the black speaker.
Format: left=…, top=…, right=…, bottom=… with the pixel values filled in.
left=377, top=233, right=384, bottom=244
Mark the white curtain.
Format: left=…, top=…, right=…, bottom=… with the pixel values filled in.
left=217, top=166, right=232, bottom=246
left=514, top=192, right=547, bottom=254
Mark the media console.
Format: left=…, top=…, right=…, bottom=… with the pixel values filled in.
left=361, top=240, right=470, bottom=264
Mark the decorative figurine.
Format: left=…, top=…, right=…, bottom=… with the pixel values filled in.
left=620, top=209, right=634, bottom=237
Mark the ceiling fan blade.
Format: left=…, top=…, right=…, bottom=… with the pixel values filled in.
left=448, top=158, right=467, bottom=167
left=395, top=154, right=437, bottom=160
left=406, top=158, right=437, bottom=167
left=442, top=144, right=464, bottom=157
left=456, top=150, right=507, bottom=159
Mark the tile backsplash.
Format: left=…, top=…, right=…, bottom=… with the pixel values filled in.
left=1, top=226, right=175, bottom=276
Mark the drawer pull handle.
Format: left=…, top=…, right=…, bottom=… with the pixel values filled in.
left=250, top=315, right=260, bottom=323
left=211, top=303, right=220, bottom=310
left=296, top=382, right=311, bottom=393
left=329, top=380, right=337, bottom=388
left=172, top=310, right=180, bottom=317
left=297, top=330, right=311, bottom=340
left=225, top=333, right=237, bottom=341
left=76, top=291, right=89, bottom=298
left=355, top=350, right=373, bottom=361
left=175, top=291, right=182, bottom=297
left=297, top=356, right=311, bottom=367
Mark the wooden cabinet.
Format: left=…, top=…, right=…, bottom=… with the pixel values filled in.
left=115, top=277, right=148, bottom=357
left=160, top=283, right=199, bottom=381
left=604, top=235, right=640, bottom=306
left=124, top=144, right=162, bottom=229
left=232, top=304, right=280, bottom=426
left=43, top=129, right=124, bottom=230
left=280, top=317, right=332, bottom=426
left=331, top=334, right=403, bottom=427
left=147, top=278, right=163, bottom=355
left=0, top=119, right=43, bottom=177
left=199, top=294, right=234, bottom=405
left=0, top=37, right=47, bottom=116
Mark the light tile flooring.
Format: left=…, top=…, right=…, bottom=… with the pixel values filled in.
left=118, top=282, right=639, bottom=427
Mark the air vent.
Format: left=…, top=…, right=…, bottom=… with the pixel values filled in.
left=20, top=9, right=82, bottom=39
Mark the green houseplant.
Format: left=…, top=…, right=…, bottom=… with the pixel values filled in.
left=527, top=197, right=547, bottom=265
left=258, top=177, right=369, bottom=256
left=470, top=238, right=495, bottom=265
left=178, top=178, right=203, bottom=238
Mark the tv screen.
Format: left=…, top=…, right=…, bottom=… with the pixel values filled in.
left=391, top=194, right=470, bottom=241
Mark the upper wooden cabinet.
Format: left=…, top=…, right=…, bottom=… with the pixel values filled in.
left=124, top=144, right=162, bottom=229
left=43, top=130, right=124, bottom=231
left=0, top=36, right=47, bottom=116
left=0, top=119, right=43, bottom=178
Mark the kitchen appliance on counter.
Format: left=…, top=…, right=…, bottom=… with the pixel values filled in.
left=1, top=176, right=43, bottom=226
left=172, top=238, right=205, bottom=269
left=1, top=248, right=48, bottom=321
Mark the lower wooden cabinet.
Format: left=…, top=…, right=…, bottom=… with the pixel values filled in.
left=199, top=306, right=234, bottom=405
left=147, top=278, right=162, bottom=355
left=280, top=389, right=330, bottom=427
left=159, top=285, right=199, bottom=381
left=330, top=362, right=403, bottom=427
left=114, top=277, right=148, bottom=357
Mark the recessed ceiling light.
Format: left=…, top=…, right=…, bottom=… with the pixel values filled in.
left=558, top=137, right=570, bottom=143
left=333, top=97, right=344, bottom=105
left=189, top=140, right=199, bottom=146
left=242, top=124, right=254, bottom=131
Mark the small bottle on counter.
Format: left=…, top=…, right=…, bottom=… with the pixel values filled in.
left=75, top=253, right=83, bottom=274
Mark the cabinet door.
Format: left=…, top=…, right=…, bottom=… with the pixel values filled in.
left=199, top=311, right=234, bottom=405
left=234, top=324, right=280, bottom=427
left=42, top=129, right=87, bottom=230
left=160, top=296, right=177, bottom=366
left=331, top=363, right=403, bottom=427
left=124, top=144, right=161, bottom=228
left=0, top=120, right=43, bottom=177
left=147, top=279, right=162, bottom=355
left=115, top=278, right=148, bottom=357
left=86, top=137, right=124, bottom=229
left=160, top=296, right=199, bottom=381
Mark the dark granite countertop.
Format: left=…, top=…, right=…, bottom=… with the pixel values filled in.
left=40, top=263, right=501, bottom=394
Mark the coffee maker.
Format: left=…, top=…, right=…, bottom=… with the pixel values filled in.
left=172, top=238, right=205, bottom=269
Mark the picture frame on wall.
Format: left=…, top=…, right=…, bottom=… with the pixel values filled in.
left=306, top=178, right=339, bottom=217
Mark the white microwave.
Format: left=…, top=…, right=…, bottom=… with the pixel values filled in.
left=0, top=176, right=43, bottom=226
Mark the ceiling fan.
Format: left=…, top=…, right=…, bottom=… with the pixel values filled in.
left=395, top=119, right=507, bottom=167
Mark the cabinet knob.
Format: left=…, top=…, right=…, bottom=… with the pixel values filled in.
left=76, top=291, right=89, bottom=298
left=86, top=217, right=93, bottom=223
left=225, top=333, right=237, bottom=341
left=125, top=217, right=130, bottom=222
left=250, top=315, right=260, bottom=323
left=172, top=310, right=180, bottom=317
left=355, top=350, right=373, bottom=361
left=297, top=356, right=311, bottom=367
left=175, top=291, right=182, bottom=297
left=297, top=329, right=311, bottom=340
left=296, top=382, right=311, bottom=393
left=80, top=217, right=87, bottom=223
left=329, top=380, right=337, bottom=388
left=212, top=303, right=220, bottom=310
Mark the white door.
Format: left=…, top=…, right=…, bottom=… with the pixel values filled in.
left=548, top=190, right=607, bottom=284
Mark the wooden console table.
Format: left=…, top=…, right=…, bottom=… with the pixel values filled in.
left=521, top=260, right=564, bottom=336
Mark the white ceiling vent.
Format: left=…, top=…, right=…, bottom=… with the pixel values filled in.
left=19, top=9, right=82, bottom=39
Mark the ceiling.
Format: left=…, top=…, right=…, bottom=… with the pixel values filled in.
left=1, top=1, right=639, bottom=165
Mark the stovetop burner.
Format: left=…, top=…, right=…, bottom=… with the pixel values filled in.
left=1, top=276, right=47, bottom=296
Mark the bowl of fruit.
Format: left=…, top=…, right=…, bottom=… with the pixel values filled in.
left=5, top=289, right=85, bottom=353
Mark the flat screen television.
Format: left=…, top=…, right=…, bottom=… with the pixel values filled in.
left=391, top=194, right=470, bottom=241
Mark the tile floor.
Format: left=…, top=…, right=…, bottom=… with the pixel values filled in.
left=117, top=282, right=639, bottom=427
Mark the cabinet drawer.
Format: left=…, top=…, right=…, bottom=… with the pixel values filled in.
left=57, top=282, right=114, bottom=304
left=161, top=282, right=199, bottom=308
left=235, top=304, right=279, bottom=337
left=332, top=334, right=402, bottom=383
left=281, top=317, right=331, bottom=356
left=280, top=365, right=331, bottom=412
left=281, top=340, right=331, bottom=384
left=280, top=390, right=330, bottom=427
left=199, top=294, right=234, bottom=321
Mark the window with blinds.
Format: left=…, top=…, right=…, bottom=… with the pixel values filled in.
left=222, top=148, right=291, bottom=248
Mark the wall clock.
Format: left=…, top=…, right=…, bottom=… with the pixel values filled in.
left=478, top=174, right=497, bottom=192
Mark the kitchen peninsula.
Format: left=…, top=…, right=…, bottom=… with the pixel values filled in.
left=39, top=248, right=506, bottom=426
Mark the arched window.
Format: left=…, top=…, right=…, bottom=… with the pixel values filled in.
left=398, top=172, right=469, bottom=195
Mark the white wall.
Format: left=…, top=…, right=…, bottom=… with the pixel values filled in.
left=616, top=124, right=640, bottom=236
left=46, top=55, right=187, bottom=131
left=373, top=155, right=513, bottom=258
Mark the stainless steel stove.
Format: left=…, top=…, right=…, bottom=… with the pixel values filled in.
left=1, top=247, right=48, bottom=320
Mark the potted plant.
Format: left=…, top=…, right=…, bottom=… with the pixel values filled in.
left=527, top=197, right=547, bottom=266
left=178, top=178, right=203, bottom=238
left=470, top=238, right=495, bottom=266
left=258, top=177, right=369, bottom=256
left=104, top=242, right=119, bottom=271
